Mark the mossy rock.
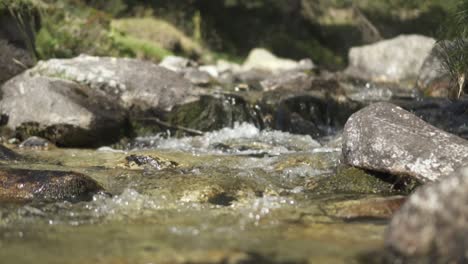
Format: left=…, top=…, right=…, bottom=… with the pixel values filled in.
left=307, top=167, right=420, bottom=195
left=129, top=94, right=263, bottom=137
left=167, top=94, right=263, bottom=136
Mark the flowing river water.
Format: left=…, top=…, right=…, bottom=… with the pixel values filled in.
left=0, top=123, right=390, bottom=263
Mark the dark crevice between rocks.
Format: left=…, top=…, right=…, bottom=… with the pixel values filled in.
left=207, top=193, right=236, bottom=206
left=14, top=119, right=131, bottom=148
left=126, top=93, right=263, bottom=139
left=259, top=92, right=363, bottom=139
left=361, top=169, right=422, bottom=195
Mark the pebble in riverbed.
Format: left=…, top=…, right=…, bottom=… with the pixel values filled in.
left=118, top=154, right=179, bottom=170
left=19, top=136, right=54, bottom=150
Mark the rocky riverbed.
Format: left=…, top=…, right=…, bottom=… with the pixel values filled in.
left=0, top=123, right=415, bottom=264
left=2, top=8, right=468, bottom=262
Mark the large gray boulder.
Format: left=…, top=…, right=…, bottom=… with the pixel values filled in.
left=386, top=166, right=468, bottom=262
left=343, top=102, right=468, bottom=182
left=345, top=35, right=435, bottom=83
left=0, top=74, right=127, bottom=147
left=32, top=55, right=197, bottom=111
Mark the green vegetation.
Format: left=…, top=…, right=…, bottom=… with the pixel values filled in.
left=1, top=0, right=461, bottom=68
left=35, top=0, right=131, bottom=59
left=110, top=30, right=172, bottom=62
left=432, top=0, right=468, bottom=98
left=111, top=17, right=202, bottom=60
left=0, top=0, right=44, bottom=12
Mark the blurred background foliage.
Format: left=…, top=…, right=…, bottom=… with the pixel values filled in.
left=5, top=0, right=459, bottom=69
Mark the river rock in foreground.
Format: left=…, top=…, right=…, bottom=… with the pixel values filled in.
left=0, top=168, right=103, bottom=202
left=385, top=167, right=468, bottom=262
left=343, top=102, right=468, bottom=182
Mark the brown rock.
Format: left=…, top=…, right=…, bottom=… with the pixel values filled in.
left=0, top=168, right=104, bottom=202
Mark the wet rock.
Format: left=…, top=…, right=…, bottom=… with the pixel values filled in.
left=242, top=48, right=311, bottom=73
left=153, top=249, right=276, bottom=264
left=234, top=69, right=272, bottom=90
left=385, top=167, right=468, bottom=262
left=217, top=59, right=242, bottom=74
left=32, top=55, right=197, bottom=112
left=0, top=144, right=21, bottom=161
left=119, top=154, right=178, bottom=170
left=166, top=94, right=262, bottom=136
left=324, top=196, right=406, bottom=220
left=180, top=185, right=232, bottom=205
left=306, top=167, right=416, bottom=195
left=260, top=71, right=313, bottom=92
left=159, top=55, right=197, bottom=72
left=183, top=68, right=214, bottom=86
left=416, top=43, right=452, bottom=97
left=0, top=75, right=127, bottom=147
left=19, top=136, right=54, bottom=150
left=343, top=102, right=468, bottom=182
left=267, top=92, right=362, bottom=138
left=0, top=168, right=103, bottom=202
left=340, top=79, right=414, bottom=103
left=345, top=35, right=435, bottom=83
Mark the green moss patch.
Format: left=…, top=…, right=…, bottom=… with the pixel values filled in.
left=307, top=167, right=420, bottom=195
left=111, top=17, right=203, bottom=59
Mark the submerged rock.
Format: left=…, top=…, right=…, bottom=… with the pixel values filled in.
left=0, top=75, right=127, bottom=147
left=0, top=168, right=103, bottom=202
left=343, top=102, right=468, bottom=182
left=19, top=136, right=54, bottom=150
left=345, top=35, right=435, bottom=83
left=386, top=167, right=468, bottom=262
left=324, top=196, right=406, bottom=220
left=166, top=94, right=262, bottom=136
left=306, top=167, right=416, bottom=195
left=119, top=154, right=178, bottom=170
